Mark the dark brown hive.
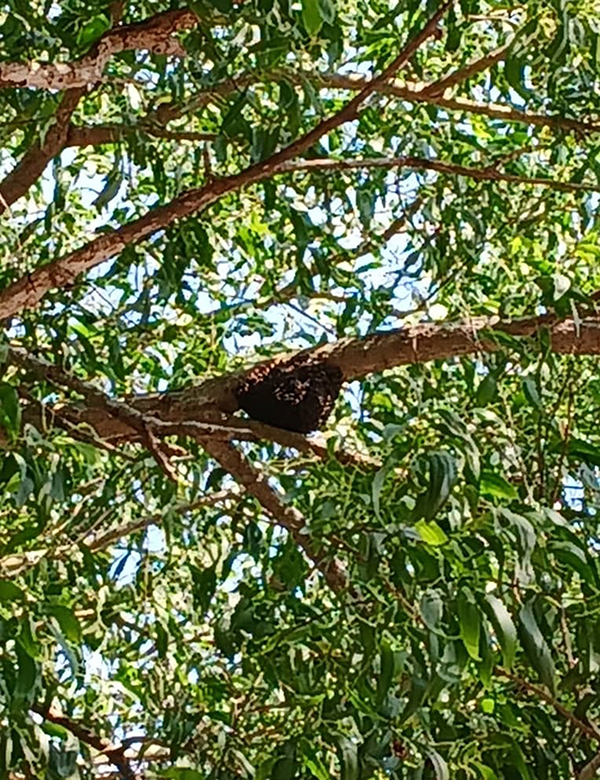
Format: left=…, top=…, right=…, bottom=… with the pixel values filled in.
left=235, top=357, right=343, bottom=433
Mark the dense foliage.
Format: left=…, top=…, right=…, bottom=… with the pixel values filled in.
left=1, top=0, right=600, bottom=778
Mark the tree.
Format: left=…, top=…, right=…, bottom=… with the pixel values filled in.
left=0, top=0, right=600, bottom=777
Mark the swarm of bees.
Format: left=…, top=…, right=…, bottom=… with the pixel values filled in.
left=235, top=356, right=343, bottom=434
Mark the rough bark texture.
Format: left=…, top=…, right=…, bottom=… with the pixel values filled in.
left=0, top=9, right=198, bottom=90
left=23, top=314, right=600, bottom=444
left=0, top=1, right=451, bottom=322
left=0, top=88, right=85, bottom=214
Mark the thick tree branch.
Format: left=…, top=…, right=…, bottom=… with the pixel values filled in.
left=0, top=88, right=85, bottom=215
left=1, top=144, right=580, bottom=324
left=124, top=312, right=600, bottom=424
left=0, top=2, right=452, bottom=322
left=0, top=9, right=198, bottom=90
left=14, top=313, right=600, bottom=452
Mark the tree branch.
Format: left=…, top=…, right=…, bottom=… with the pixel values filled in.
left=0, top=1, right=452, bottom=321
left=200, top=438, right=349, bottom=592
left=31, top=704, right=136, bottom=779
left=9, top=347, right=182, bottom=481
left=66, top=123, right=217, bottom=147
left=496, top=668, right=600, bottom=744
left=320, top=72, right=600, bottom=136
left=578, top=751, right=600, bottom=780
left=0, top=489, right=239, bottom=578
left=0, top=9, right=198, bottom=90
left=285, top=155, right=599, bottom=194
left=420, top=42, right=512, bottom=97
left=16, top=312, right=600, bottom=447
left=0, top=88, right=86, bottom=215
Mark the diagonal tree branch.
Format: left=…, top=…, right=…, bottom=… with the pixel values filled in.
left=420, top=41, right=513, bottom=97
left=0, top=88, right=86, bottom=215
left=8, top=347, right=184, bottom=481
left=496, top=668, right=600, bottom=744
left=0, top=9, right=198, bottom=90
left=31, top=704, right=136, bottom=779
left=0, top=489, right=239, bottom=578
left=579, top=752, right=600, bottom=780
left=200, top=437, right=349, bottom=592
left=0, top=1, right=453, bottom=322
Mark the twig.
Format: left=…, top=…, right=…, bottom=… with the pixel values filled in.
left=86, top=488, right=239, bottom=551
left=320, top=72, right=600, bottom=135
left=31, top=704, right=136, bottom=779
left=9, top=347, right=179, bottom=482
left=284, top=155, right=600, bottom=194
left=0, top=489, right=238, bottom=578
left=496, top=668, right=600, bottom=743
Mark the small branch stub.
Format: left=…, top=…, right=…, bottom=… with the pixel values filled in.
left=235, top=357, right=343, bottom=433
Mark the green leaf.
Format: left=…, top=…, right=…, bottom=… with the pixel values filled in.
left=457, top=590, right=481, bottom=661
left=376, top=640, right=394, bottom=704
left=480, top=472, right=517, bottom=500
left=474, top=763, right=500, bottom=780
left=302, top=742, right=330, bottom=780
left=338, top=737, right=358, bottom=780
left=205, top=0, right=232, bottom=9
left=77, top=14, right=110, bottom=48
left=400, top=676, right=427, bottom=723
left=318, top=0, right=336, bottom=24
left=302, top=0, right=324, bottom=35
left=551, top=540, right=592, bottom=582
left=522, top=377, right=542, bottom=410
left=0, top=581, right=24, bottom=601
left=15, top=641, right=37, bottom=699
left=504, top=56, right=532, bottom=101
left=49, top=605, right=82, bottom=643
left=519, top=601, right=556, bottom=692
left=420, top=590, right=443, bottom=629
left=415, top=519, right=448, bottom=546
left=484, top=595, right=517, bottom=668
left=372, top=461, right=392, bottom=519
left=428, top=749, right=449, bottom=780
left=93, top=173, right=122, bottom=211
left=414, top=451, right=458, bottom=520
left=476, top=373, right=497, bottom=406
left=0, top=383, right=21, bottom=441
